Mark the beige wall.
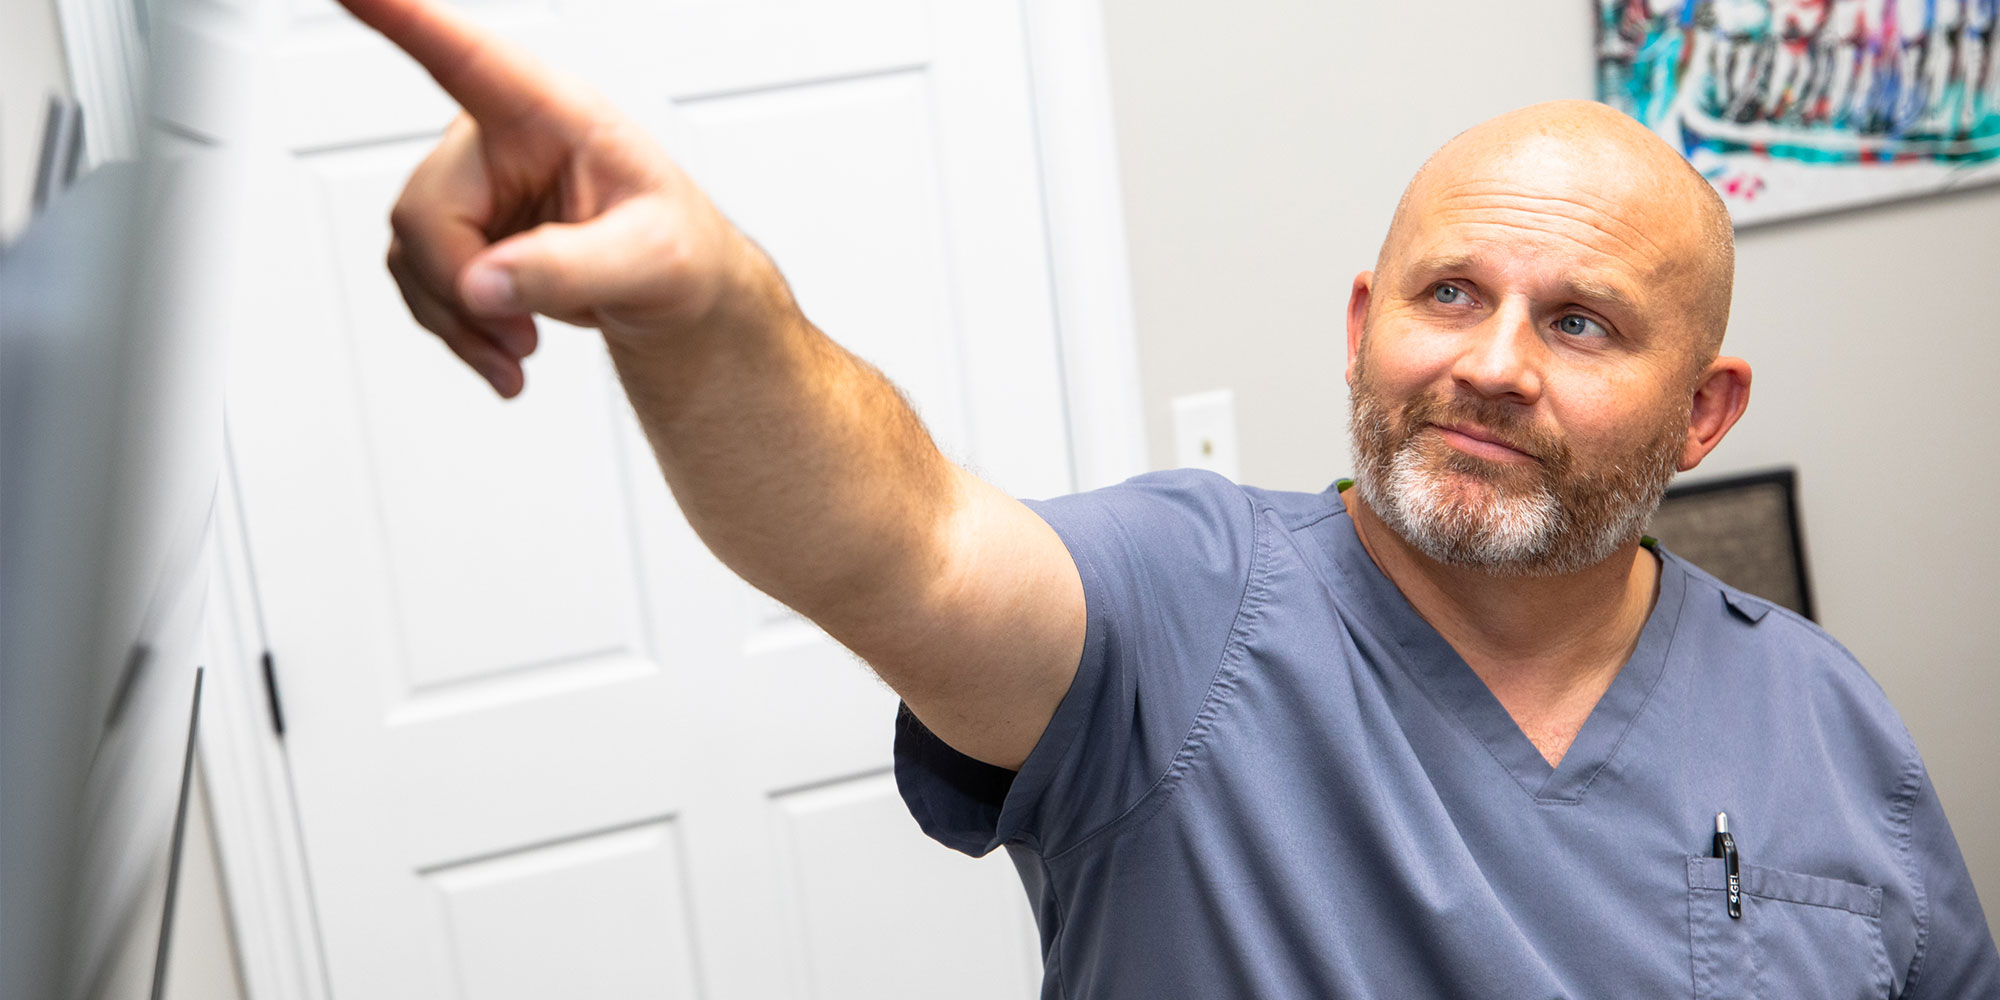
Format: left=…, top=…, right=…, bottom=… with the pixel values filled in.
left=1102, top=0, right=2000, bottom=916
left=167, top=769, right=249, bottom=1000
left=101, top=768, right=249, bottom=1000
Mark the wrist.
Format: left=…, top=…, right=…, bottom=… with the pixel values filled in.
left=599, top=233, right=799, bottom=359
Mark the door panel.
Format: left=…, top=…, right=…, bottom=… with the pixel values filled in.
left=314, top=142, right=654, bottom=690
left=679, top=70, right=974, bottom=463
left=213, top=1, right=1064, bottom=997
left=774, top=774, right=1038, bottom=998
left=427, top=819, right=703, bottom=1000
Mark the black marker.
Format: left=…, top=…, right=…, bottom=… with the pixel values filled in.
left=1713, top=812, right=1741, bottom=919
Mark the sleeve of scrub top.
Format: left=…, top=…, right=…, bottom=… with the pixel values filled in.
left=1901, top=765, right=2000, bottom=998
left=893, top=468, right=1261, bottom=858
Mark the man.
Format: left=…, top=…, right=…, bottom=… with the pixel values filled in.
left=341, top=0, right=1999, bottom=994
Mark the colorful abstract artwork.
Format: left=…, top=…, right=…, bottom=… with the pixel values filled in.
left=1598, top=1, right=2000, bottom=224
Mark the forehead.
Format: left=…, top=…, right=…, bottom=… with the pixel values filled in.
left=1389, top=138, right=1704, bottom=305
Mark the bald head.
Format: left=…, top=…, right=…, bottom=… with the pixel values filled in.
left=1377, top=101, right=1735, bottom=367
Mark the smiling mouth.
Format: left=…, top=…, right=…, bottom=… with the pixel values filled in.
left=1430, top=422, right=1540, bottom=463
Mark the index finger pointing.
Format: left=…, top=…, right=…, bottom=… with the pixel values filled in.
left=337, top=0, right=583, bottom=129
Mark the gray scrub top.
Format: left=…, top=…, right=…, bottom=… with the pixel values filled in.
left=894, top=470, right=2000, bottom=999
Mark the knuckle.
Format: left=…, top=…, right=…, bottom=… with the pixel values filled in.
left=648, top=221, right=692, bottom=279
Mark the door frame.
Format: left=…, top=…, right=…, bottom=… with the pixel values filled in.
left=198, top=441, right=337, bottom=1000
left=1018, top=0, right=1148, bottom=492
left=52, top=0, right=148, bottom=166
left=80, top=0, right=1149, bottom=994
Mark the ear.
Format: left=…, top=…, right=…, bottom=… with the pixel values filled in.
left=1345, top=271, right=1373, bottom=384
left=1679, top=356, right=1752, bottom=472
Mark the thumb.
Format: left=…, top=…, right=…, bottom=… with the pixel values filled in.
left=458, top=201, right=666, bottom=321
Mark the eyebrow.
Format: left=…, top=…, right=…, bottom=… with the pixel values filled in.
left=1404, top=252, right=1639, bottom=315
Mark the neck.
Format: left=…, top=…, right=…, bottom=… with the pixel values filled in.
left=1340, top=486, right=1660, bottom=764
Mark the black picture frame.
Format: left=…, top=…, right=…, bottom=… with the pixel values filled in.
left=1648, top=468, right=1816, bottom=622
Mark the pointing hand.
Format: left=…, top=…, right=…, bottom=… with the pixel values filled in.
left=340, top=0, right=787, bottom=397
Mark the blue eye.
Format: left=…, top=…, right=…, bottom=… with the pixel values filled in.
left=1557, top=314, right=1608, bottom=338
left=1433, top=285, right=1466, bottom=305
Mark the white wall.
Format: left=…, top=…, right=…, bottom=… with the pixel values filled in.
left=1101, top=0, right=2000, bottom=918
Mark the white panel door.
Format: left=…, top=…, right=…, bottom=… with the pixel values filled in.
left=203, top=1, right=1068, bottom=997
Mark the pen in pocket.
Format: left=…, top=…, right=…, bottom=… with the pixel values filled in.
left=1712, top=812, right=1741, bottom=919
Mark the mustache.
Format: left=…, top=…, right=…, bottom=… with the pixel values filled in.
left=1400, top=392, right=1566, bottom=466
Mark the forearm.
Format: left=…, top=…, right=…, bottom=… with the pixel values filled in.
left=601, top=276, right=963, bottom=647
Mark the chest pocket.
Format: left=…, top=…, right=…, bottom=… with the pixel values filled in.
left=1686, top=857, right=1892, bottom=1000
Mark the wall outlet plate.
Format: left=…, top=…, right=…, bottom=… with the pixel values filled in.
left=1172, top=388, right=1239, bottom=481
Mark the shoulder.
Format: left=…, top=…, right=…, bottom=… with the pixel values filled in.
left=1662, top=547, right=1918, bottom=763
left=1029, top=469, right=1334, bottom=546
left=1024, top=471, right=1352, bottom=588
left=1665, top=548, right=1870, bottom=678
left=1035, top=468, right=1345, bottom=512
left=1022, top=472, right=1350, bottom=621
left=1021, top=470, right=1267, bottom=614
left=1238, top=479, right=1352, bottom=532
left=1037, top=467, right=1253, bottom=518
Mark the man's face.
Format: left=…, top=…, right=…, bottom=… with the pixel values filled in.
left=1345, top=139, right=1710, bottom=576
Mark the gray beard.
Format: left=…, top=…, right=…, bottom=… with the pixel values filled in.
left=1348, top=375, right=1685, bottom=578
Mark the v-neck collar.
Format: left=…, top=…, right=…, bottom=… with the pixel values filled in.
left=1316, top=486, right=1691, bottom=803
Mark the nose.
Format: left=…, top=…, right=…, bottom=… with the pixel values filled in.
left=1449, top=299, right=1543, bottom=405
